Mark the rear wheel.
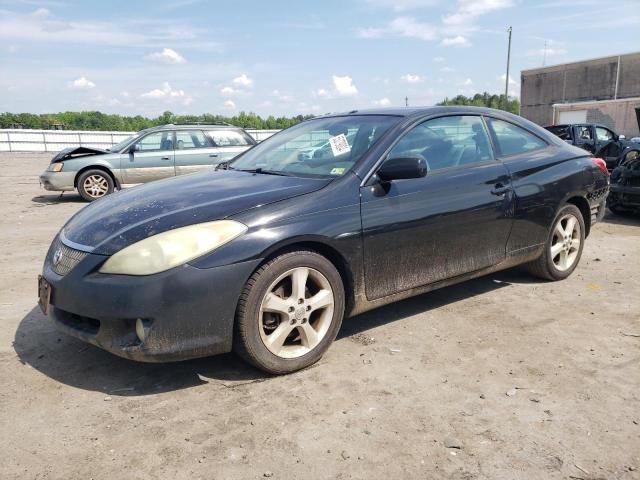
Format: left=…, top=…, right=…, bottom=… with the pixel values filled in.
left=77, top=169, right=114, bottom=202
left=526, top=204, right=585, bottom=281
left=234, top=251, right=344, bottom=374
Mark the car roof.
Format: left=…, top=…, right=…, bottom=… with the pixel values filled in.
left=143, top=124, right=245, bottom=133
left=314, top=105, right=522, bottom=119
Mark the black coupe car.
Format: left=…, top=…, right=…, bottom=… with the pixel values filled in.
left=39, top=107, right=610, bottom=374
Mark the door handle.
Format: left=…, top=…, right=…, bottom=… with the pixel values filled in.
left=491, top=183, right=511, bottom=196
left=209, top=154, right=219, bottom=157
left=161, top=156, right=171, bottom=160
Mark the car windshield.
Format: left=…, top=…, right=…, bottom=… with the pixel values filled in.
left=108, top=133, right=142, bottom=152
left=230, top=115, right=400, bottom=177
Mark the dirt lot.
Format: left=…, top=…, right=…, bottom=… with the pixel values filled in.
left=0, top=152, right=639, bottom=480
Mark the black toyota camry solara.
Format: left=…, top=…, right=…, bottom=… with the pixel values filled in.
left=39, top=107, right=610, bottom=374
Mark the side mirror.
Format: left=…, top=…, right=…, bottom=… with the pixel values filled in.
left=377, top=156, right=427, bottom=182
left=128, top=144, right=140, bottom=154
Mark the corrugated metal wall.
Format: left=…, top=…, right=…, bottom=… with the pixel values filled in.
left=520, top=51, right=640, bottom=135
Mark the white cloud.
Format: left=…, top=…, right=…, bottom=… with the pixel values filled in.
left=140, top=82, right=192, bottom=105
left=432, top=56, right=445, bottom=62
left=389, top=16, right=437, bottom=41
left=373, top=97, right=391, bottom=106
left=462, top=78, right=473, bottom=86
left=232, top=74, right=253, bottom=87
left=441, top=66, right=455, bottom=72
left=441, top=35, right=471, bottom=47
left=69, top=76, right=96, bottom=90
left=31, top=8, right=50, bottom=19
left=332, top=75, right=358, bottom=96
left=271, top=90, right=294, bottom=102
left=145, top=48, right=186, bottom=64
left=401, top=73, right=423, bottom=83
left=356, top=27, right=385, bottom=39
left=498, top=74, right=517, bottom=86
left=223, top=99, right=236, bottom=109
left=220, top=86, right=239, bottom=96
left=313, top=88, right=331, bottom=98
left=443, top=0, right=514, bottom=27
left=363, top=0, right=438, bottom=11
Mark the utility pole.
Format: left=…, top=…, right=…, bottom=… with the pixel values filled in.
left=542, top=40, right=548, bottom=66
left=405, top=96, right=409, bottom=107
left=504, top=26, right=512, bottom=111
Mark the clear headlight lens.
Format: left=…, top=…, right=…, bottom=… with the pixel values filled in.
left=99, top=220, right=247, bottom=275
left=49, top=163, right=64, bottom=172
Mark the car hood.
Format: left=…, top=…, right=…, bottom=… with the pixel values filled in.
left=61, top=170, right=331, bottom=255
left=52, top=146, right=108, bottom=162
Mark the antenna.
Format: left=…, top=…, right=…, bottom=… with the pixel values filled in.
left=543, top=40, right=548, bottom=66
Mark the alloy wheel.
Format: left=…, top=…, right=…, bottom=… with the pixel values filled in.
left=550, top=213, right=581, bottom=271
left=259, top=267, right=335, bottom=359
left=83, top=174, right=109, bottom=198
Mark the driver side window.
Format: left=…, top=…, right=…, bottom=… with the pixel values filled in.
left=387, top=115, right=494, bottom=172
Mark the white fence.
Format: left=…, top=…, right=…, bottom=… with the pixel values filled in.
left=0, top=128, right=280, bottom=153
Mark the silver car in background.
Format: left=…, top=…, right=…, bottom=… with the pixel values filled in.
left=39, top=124, right=256, bottom=201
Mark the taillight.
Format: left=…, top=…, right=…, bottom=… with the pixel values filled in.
left=592, top=157, right=609, bottom=176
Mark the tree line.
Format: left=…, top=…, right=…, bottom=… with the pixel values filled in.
left=437, top=92, right=520, bottom=114
left=0, top=93, right=520, bottom=131
left=0, top=111, right=314, bottom=131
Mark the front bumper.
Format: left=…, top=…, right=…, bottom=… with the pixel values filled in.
left=42, top=246, right=261, bottom=362
left=39, top=170, right=76, bottom=191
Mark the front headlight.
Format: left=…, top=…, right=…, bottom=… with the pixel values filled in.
left=48, top=163, right=64, bottom=172
left=99, top=220, right=247, bottom=275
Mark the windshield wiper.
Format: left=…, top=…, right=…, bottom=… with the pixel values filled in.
left=234, top=167, right=290, bottom=176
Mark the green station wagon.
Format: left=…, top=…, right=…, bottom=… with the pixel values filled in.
left=39, top=124, right=256, bottom=201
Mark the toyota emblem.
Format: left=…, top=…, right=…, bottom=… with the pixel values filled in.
left=52, top=248, right=63, bottom=266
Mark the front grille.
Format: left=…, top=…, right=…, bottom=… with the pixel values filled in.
left=48, top=237, right=88, bottom=276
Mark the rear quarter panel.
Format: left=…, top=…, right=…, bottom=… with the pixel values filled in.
left=503, top=144, right=597, bottom=253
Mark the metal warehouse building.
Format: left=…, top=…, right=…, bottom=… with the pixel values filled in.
left=520, top=52, right=640, bottom=137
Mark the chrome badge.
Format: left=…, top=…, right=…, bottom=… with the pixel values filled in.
left=52, top=248, right=63, bottom=267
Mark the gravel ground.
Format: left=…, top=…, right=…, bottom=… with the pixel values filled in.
left=1, top=153, right=639, bottom=480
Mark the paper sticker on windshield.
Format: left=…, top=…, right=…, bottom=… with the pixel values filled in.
left=328, top=134, right=351, bottom=157
left=330, top=167, right=345, bottom=176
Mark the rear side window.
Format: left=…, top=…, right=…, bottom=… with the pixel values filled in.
left=208, top=129, right=253, bottom=147
left=175, top=130, right=209, bottom=149
left=546, top=125, right=572, bottom=141
left=487, top=118, right=547, bottom=156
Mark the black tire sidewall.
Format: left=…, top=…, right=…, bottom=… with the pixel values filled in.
left=236, top=251, right=345, bottom=374
left=77, top=169, right=114, bottom=202
left=544, top=204, right=585, bottom=280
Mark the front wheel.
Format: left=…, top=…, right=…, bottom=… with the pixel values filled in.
left=77, top=169, right=114, bottom=202
left=234, top=251, right=345, bottom=374
left=526, top=204, right=585, bottom=281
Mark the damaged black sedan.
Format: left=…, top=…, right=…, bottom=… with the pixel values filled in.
left=39, top=107, right=609, bottom=374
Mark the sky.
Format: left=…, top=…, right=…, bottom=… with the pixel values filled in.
left=0, top=0, right=639, bottom=117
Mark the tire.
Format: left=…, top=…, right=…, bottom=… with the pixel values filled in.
left=234, top=250, right=345, bottom=374
left=526, top=204, right=585, bottom=281
left=77, top=169, right=115, bottom=202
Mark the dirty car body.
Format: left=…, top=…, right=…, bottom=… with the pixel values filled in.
left=40, top=107, right=609, bottom=370
left=38, top=124, right=256, bottom=201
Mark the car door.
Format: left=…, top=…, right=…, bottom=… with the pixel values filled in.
left=207, top=129, right=255, bottom=164
left=174, top=130, right=219, bottom=176
left=122, top=131, right=175, bottom=184
left=594, top=126, right=622, bottom=170
left=360, top=115, right=513, bottom=300
left=573, top=125, right=595, bottom=153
